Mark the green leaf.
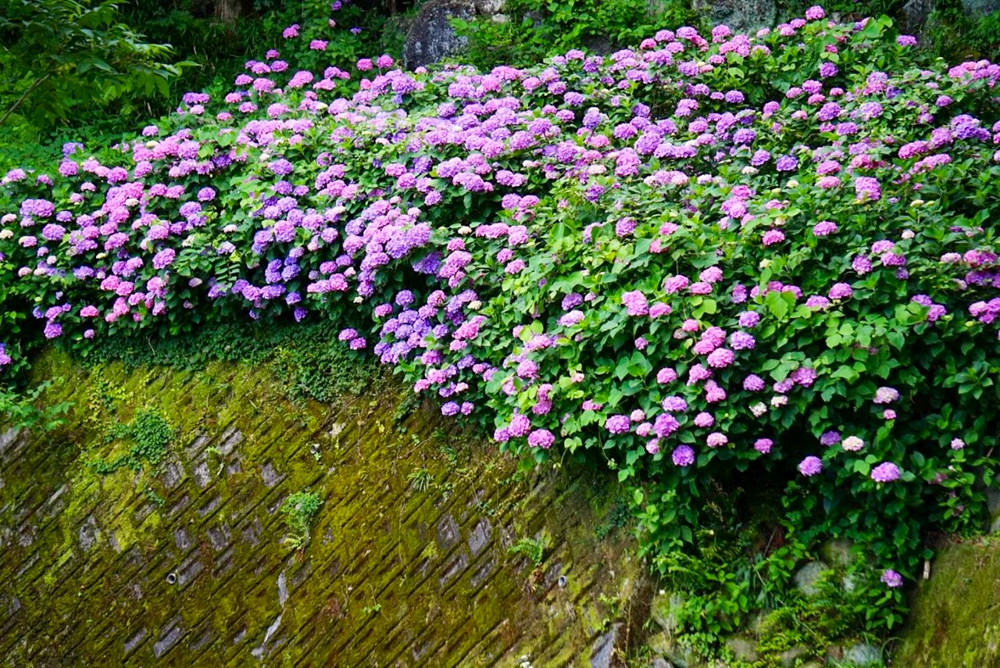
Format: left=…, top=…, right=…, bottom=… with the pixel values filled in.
left=766, top=291, right=790, bottom=320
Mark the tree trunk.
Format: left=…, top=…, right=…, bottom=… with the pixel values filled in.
left=214, top=0, right=251, bottom=23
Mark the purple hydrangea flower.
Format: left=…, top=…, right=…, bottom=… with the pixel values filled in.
left=799, top=456, right=822, bottom=477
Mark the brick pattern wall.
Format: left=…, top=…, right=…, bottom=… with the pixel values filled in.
left=0, top=351, right=647, bottom=667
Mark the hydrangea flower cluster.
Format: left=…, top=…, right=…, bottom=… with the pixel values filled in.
left=2, top=5, right=999, bottom=596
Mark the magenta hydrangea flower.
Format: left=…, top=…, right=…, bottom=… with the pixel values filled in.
left=729, top=332, right=755, bottom=350
left=706, top=348, right=735, bottom=368
left=693, top=412, right=714, bottom=428
left=813, top=221, right=837, bottom=236
left=762, top=229, right=786, bottom=246
left=621, top=290, right=649, bottom=316
left=508, top=414, right=531, bottom=437
left=672, top=445, right=695, bottom=466
left=754, top=438, right=773, bottom=454
left=743, top=374, right=765, bottom=392
left=828, top=283, right=854, bottom=300
left=738, top=311, right=761, bottom=328
left=527, top=429, right=554, bottom=449
left=881, top=569, right=904, bottom=588
left=662, top=396, right=688, bottom=412
left=706, top=432, right=728, bottom=447
left=799, top=456, right=822, bottom=476
left=871, top=462, right=901, bottom=482
left=650, top=302, right=672, bottom=318
left=605, top=414, right=631, bottom=434
left=656, top=367, right=677, bottom=384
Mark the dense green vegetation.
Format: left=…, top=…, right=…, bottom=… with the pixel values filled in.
left=2, top=1, right=1000, bottom=664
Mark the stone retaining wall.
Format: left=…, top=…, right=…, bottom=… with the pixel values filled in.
left=0, top=350, right=645, bottom=667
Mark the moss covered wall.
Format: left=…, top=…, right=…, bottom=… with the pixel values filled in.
left=893, top=536, right=1000, bottom=667
left=0, top=350, right=647, bottom=667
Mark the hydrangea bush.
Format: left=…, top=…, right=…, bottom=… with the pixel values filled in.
left=3, top=1, right=1000, bottom=637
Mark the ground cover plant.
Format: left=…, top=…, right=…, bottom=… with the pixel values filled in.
left=2, top=0, right=1000, bottom=655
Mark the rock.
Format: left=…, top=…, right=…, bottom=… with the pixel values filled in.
left=843, top=642, right=883, bottom=665
left=747, top=611, right=768, bottom=634
left=987, top=488, right=1000, bottom=532
left=474, top=0, right=506, bottom=13
left=792, top=560, right=830, bottom=597
left=646, top=630, right=700, bottom=668
left=962, top=0, right=1000, bottom=16
left=650, top=592, right=685, bottom=633
left=649, top=659, right=674, bottom=668
left=402, top=0, right=507, bottom=69
left=724, top=635, right=759, bottom=662
left=897, top=538, right=1000, bottom=666
left=904, top=0, right=1000, bottom=34
left=901, top=0, right=936, bottom=32
left=819, top=538, right=854, bottom=568
left=590, top=623, right=621, bottom=668
left=582, top=35, right=615, bottom=56
left=779, top=646, right=808, bottom=667
left=690, top=0, right=776, bottom=33
left=403, top=0, right=474, bottom=69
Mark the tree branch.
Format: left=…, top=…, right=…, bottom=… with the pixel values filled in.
left=0, top=73, right=52, bottom=128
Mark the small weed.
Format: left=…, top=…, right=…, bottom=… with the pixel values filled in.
left=507, top=535, right=549, bottom=568
left=281, top=490, right=323, bottom=550
left=407, top=468, right=433, bottom=492
left=392, top=392, right=420, bottom=426
left=142, top=486, right=166, bottom=507
left=92, top=409, right=172, bottom=475
left=596, top=496, right=632, bottom=540
left=598, top=593, right=623, bottom=631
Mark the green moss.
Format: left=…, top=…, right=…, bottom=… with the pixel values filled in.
left=893, top=537, right=1000, bottom=667
left=0, top=347, right=653, bottom=666
left=91, top=409, right=173, bottom=474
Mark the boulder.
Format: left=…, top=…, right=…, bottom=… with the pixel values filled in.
left=903, top=0, right=1000, bottom=34
left=778, top=646, right=808, bottom=667
left=962, top=0, right=1000, bottom=16
left=843, top=642, right=883, bottom=666
left=724, top=635, right=759, bottom=662
left=590, top=623, right=621, bottom=668
left=901, top=0, right=936, bottom=32
left=650, top=592, right=685, bottom=633
left=646, top=630, right=701, bottom=668
left=402, top=0, right=508, bottom=69
left=792, top=560, right=830, bottom=597
left=403, top=0, right=474, bottom=69
left=690, top=0, right=776, bottom=33
left=819, top=537, right=855, bottom=568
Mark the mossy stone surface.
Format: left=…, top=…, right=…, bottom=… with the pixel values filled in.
left=894, top=537, right=1000, bottom=667
left=0, top=349, right=644, bottom=666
